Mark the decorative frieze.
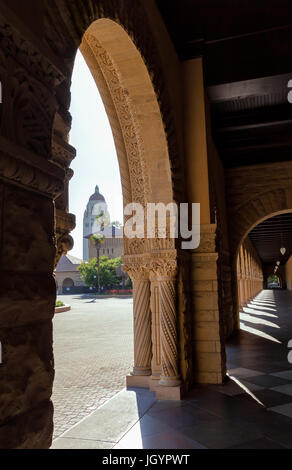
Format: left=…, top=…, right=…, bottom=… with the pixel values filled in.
left=0, top=138, right=64, bottom=198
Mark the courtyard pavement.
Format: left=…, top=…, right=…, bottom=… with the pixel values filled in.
left=52, top=295, right=133, bottom=439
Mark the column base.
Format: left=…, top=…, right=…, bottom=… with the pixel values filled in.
left=126, top=375, right=150, bottom=388
left=159, top=376, right=182, bottom=387
left=149, top=376, right=160, bottom=391
left=132, top=367, right=152, bottom=376
left=127, top=375, right=184, bottom=400
left=151, top=383, right=185, bottom=400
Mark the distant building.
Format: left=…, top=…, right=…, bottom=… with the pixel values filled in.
left=86, top=224, right=124, bottom=260
left=83, top=185, right=124, bottom=261
left=83, top=185, right=110, bottom=261
left=55, top=186, right=125, bottom=294
left=55, top=254, right=90, bottom=295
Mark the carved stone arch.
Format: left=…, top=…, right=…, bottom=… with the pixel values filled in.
left=232, top=188, right=291, bottom=258
left=266, top=272, right=283, bottom=288
left=229, top=188, right=292, bottom=334
left=45, top=0, right=184, bottom=204
left=45, top=4, right=189, bottom=396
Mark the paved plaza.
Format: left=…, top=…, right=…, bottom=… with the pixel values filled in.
left=52, top=295, right=133, bottom=439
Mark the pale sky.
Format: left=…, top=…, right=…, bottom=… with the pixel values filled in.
left=68, top=50, right=123, bottom=259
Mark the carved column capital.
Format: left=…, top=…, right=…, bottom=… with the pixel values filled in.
left=150, top=258, right=178, bottom=281
left=122, top=261, right=150, bottom=281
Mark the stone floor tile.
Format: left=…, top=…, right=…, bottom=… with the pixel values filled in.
left=271, top=370, right=292, bottom=381
left=243, top=374, right=290, bottom=388
left=271, top=384, right=292, bottom=396
left=51, top=437, right=114, bottom=449
left=228, top=367, right=265, bottom=378
left=268, top=403, right=292, bottom=419
left=229, top=438, right=288, bottom=449
left=179, top=419, right=263, bottom=449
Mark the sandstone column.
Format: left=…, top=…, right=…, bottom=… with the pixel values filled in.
left=123, top=263, right=152, bottom=387
left=150, top=279, right=162, bottom=382
left=150, top=259, right=181, bottom=389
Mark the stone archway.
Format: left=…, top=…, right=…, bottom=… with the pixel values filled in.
left=266, top=274, right=282, bottom=289
left=0, top=0, right=189, bottom=449
left=62, top=277, right=74, bottom=288
left=220, top=161, right=292, bottom=337
left=52, top=18, right=188, bottom=399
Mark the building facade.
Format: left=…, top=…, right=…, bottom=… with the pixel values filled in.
left=55, top=254, right=89, bottom=294
left=83, top=186, right=110, bottom=260
left=87, top=225, right=124, bottom=260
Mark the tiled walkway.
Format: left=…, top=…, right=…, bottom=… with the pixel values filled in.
left=52, top=290, right=292, bottom=449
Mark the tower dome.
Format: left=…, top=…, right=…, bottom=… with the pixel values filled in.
left=89, top=185, right=105, bottom=202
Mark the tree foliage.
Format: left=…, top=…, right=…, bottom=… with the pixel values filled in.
left=78, top=256, right=122, bottom=289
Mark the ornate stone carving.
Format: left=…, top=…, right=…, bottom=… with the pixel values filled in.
left=124, top=238, right=147, bottom=256
left=44, top=0, right=185, bottom=205
left=54, top=209, right=75, bottom=268
left=150, top=282, right=161, bottom=380
left=123, top=260, right=152, bottom=376
left=84, top=32, right=150, bottom=209
left=0, top=17, right=65, bottom=87
left=51, top=134, right=76, bottom=170
left=131, top=279, right=152, bottom=376
left=0, top=43, right=57, bottom=159
left=158, top=278, right=181, bottom=386
left=122, top=261, right=149, bottom=281
left=150, top=255, right=181, bottom=387
left=150, top=258, right=178, bottom=280
left=0, top=138, right=64, bottom=198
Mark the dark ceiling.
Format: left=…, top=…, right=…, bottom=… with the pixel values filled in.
left=248, top=213, right=292, bottom=265
left=156, top=0, right=292, bottom=168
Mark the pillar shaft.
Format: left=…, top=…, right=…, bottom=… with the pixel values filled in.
left=132, top=279, right=152, bottom=376
left=158, top=277, right=181, bottom=386
left=150, top=258, right=181, bottom=388
left=150, top=281, right=162, bottom=380
left=122, top=263, right=152, bottom=379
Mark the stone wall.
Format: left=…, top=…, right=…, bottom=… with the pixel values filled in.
left=285, top=257, right=292, bottom=290
left=0, top=182, right=56, bottom=448
left=191, top=225, right=226, bottom=384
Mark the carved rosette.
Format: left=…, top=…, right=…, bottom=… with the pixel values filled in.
left=150, top=258, right=181, bottom=387
left=123, top=262, right=152, bottom=377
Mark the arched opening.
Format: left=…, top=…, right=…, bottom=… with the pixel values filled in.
left=225, top=210, right=292, bottom=391
left=267, top=274, right=281, bottom=289
left=234, top=211, right=292, bottom=326
left=62, top=278, right=74, bottom=287
left=52, top=17, right=182, bottom=443
left=62, top=278, right=74, bottom=295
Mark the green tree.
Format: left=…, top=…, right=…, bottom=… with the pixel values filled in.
left=125, top=277, right=133, bottom=289
left=78, top=256, right=122, bottom=291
